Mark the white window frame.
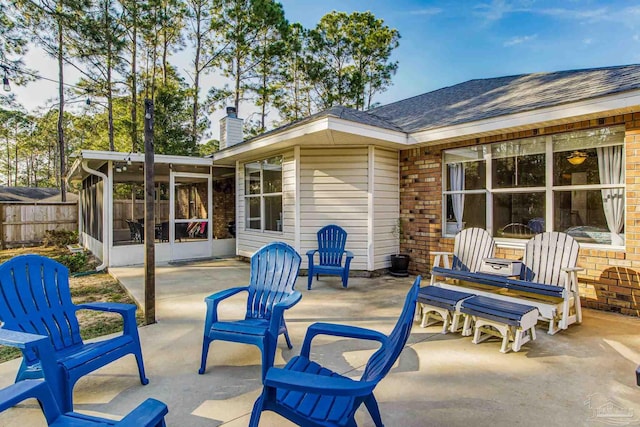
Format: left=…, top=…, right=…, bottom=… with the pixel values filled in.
left=442, top=125, right=626, bottom=248
left=244, top=156, right=283, bottom=233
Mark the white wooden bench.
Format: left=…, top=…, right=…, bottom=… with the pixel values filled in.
left=418, top=228, right=495, bottom=332
left=431, top=232, right=583, bottom=335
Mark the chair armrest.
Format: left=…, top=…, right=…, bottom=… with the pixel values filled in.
left=77, top=302, right=137, bottom=315
left=431, top=251, right=453, bottom=256
left=306, top=249, right=318, bottom=256
left=77, top=302, right=139, bottom=335
left=0, top=329, right=58, bottom=383
left=203, top=286, right=249, bottom=330
left=269, top=291, right=302, bottom=337
left=0, top=328, right=48, bottom=350
left=344, top=250, right=354, bottom=259
left=117, top=398, right=169, bottom=427
left=205, top=286, right=248, bottom=303
left=264, top=368, right=375, bottom=397
left=300, top=322, right=387, bottom=359
left=0, top=380, right=54, bottom=414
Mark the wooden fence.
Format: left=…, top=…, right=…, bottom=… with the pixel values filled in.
left=0, top=202, right=78, bottom=249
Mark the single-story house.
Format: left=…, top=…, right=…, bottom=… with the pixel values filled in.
left=72, top=64, right=640, bottom=316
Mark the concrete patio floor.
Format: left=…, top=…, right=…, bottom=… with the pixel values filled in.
left=2, top=258, right=640, bottom=426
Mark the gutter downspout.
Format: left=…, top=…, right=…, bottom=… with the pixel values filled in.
left=81, top=161, right=108, bottom=271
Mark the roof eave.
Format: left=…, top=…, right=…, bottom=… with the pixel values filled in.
left=410, top=89, right=640, bottom=146
left=212, top=116, right=409, bottom=165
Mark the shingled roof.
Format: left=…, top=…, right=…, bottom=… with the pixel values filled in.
left=217, top=64, right=640, bottom=153
left=368, top=64, right=640, bottom=133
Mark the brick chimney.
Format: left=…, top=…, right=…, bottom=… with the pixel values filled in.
left=219, top=106, right=243, bottom=149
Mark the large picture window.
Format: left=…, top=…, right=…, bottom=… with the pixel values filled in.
left=244, top=156, right=283, bottom=232
left=443, top=126, right=625, bottom=246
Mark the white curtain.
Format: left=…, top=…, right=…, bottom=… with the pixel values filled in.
left=597, top=146, right=624, bottom=245
left=449, top=163, right=465, bottom=233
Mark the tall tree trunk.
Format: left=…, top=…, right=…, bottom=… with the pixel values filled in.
left=234, top=55, right=240, bottom=114
left=5, top=134, right=10, bottom=186
left=57, top=2, right=66, bottom=202
left=130, top=2, right=138, bottom=152
left=162, top=1, right=168, bottom=83
left=191, top=4, right=202, bottom=147
left=105, top=0, right=115, bottom=151
left=13, top=143, right=18, bottom=186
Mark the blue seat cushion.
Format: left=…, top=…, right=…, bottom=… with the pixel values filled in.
left=431, top=267, right=511, bottom=287
left=417, top=287, right=475, bottom=310
left=460, top=296, right=537, bottom=327
left=503, top=277, right=564, bottom=298
left=276, top=356, right=356, bottom=427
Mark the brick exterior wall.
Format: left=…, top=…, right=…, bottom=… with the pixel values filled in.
left=213, top=176, right=235, bottom=239
left=400, top=113, right=640, bottom=316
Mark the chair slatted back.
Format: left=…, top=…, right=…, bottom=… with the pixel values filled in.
left=317, top=225, right=348, bottom=267
left=0, top=255, right=82, bottom=362
left=247, top=242, right=301, bottom=321
left=362, top=276, right=420, bottom=383
left=522, top=232, right=579, bottom=286
left=452, top=228, right=495, bottom=272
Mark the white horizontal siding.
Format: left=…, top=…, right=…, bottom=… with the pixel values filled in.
left=300, top=147, right=369, bottom=270
left=236, top=150, right=295, bottom=257
left=373, top=148, right=399, bottom=269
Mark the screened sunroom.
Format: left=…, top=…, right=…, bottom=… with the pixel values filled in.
left=68, top=150, right=235, bottom=267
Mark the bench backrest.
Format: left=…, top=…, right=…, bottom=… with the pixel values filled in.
left=522, top=232, right=579, bottom=286
left=247, top=242, right=301, bottom=320
left=0, top=255, right=82, bottom=362
left=316, top=224, right=348, bottom=267
left=453, top=228, right=495, bottom=272
left=362, top=276, right=420, bottom=383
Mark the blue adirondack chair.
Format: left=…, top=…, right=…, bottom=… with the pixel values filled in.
left=0, top=379, right=167, bottom=426
left=306, top=224, right=354, bottom=289
left=0, top=254, right=148, bottom=412
left=199, top=241, right=302, bottom=380
left=249, top=276, right=421, bottom=427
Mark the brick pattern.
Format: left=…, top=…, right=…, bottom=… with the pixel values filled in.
left=400, top=113, right=640, bottom=316
left=213, top=177, right=235, bottom=239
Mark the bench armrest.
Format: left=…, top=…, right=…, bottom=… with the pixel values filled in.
left=561, top=267, right=584, bottom=273
left=431, top=252, right=453, bottom=269
left=300, top=322, right=386, bottom=358
left=117, top=398, right=169, bottom=427
left=264, top=368, right=375, bottom=397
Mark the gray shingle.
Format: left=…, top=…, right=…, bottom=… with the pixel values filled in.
left=368, top=64, right=640, bottom=133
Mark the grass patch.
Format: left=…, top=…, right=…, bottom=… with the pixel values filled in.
left=0, top=247, right=143, bottom=363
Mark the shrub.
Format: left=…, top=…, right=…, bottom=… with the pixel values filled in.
left=57, top=252, right=88, bottom=273
left=43, top=230, right=78, bottom=247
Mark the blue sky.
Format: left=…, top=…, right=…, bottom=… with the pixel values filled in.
left=279, top=0, right=640, bottom=106
left=12, top=0, right=640, bottom=136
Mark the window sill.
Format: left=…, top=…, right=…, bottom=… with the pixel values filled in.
left=494, top=238, right=625, bottom=252
left=243, top=229, right=283, bottom=235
